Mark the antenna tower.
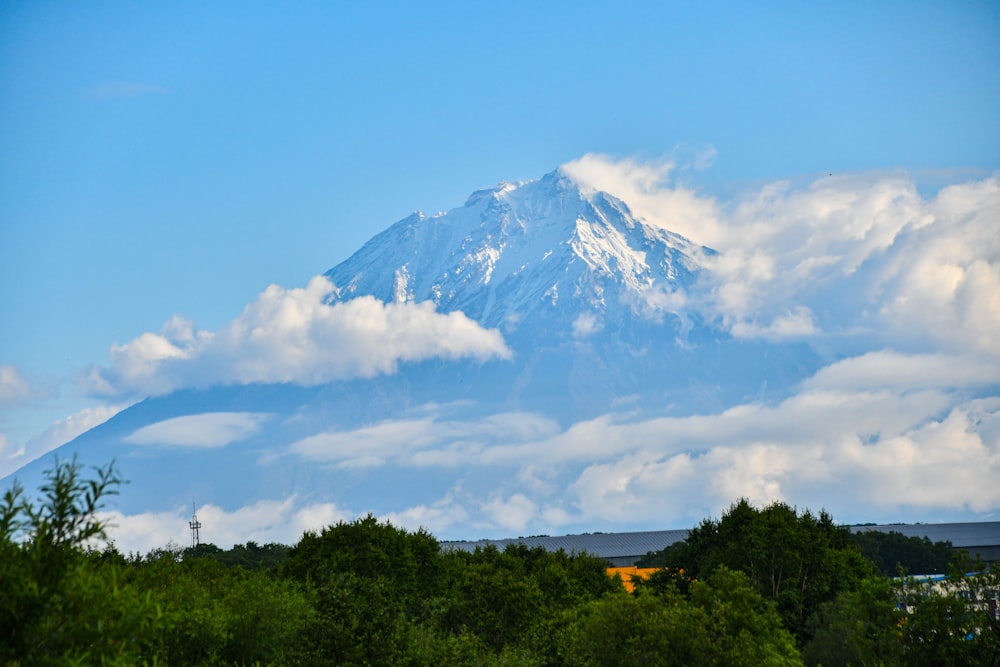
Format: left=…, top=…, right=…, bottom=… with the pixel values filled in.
left=189, top=502, right=202, bottom=548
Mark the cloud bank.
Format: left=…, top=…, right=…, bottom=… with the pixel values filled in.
left=125, top=412, right=271, bottom=448
left=562, top=154, right=1000, bottom=354
left=267, top=360, right=998, bottom=536
left=1, top=404, right=127, bottom=479
left=102, top=497, right=352, bottom=555
left=88, top=276, right=511, bottom=398
left=0, top=365, right=34, bottom=406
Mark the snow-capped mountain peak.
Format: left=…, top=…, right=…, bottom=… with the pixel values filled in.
left=325, top=170, right=710, bottom=330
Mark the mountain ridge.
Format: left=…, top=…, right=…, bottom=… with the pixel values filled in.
left=324, top=169, right=711, bottom=334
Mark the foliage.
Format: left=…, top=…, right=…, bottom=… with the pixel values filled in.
left=184, top=539, right=290, bottom=572
left=894, top=559, right=1000, bottom=667
left=560, top=567, right=802, bottom=666
left=281, top=513, right=442, bottom=602
left=278, top=514, right=447, bottom=664
left=801, top=575, right=906, bottom=666
left=437, top=543, right=621, bottom=662
left=850, top=529, right=954, bottom=576
left=647, top=498, right=873, bottom=639
left=0, top=456, right=164, bottom=666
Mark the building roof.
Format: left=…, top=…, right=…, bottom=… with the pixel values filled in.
left=442, top=529, right=690, bottom=560
left=848, top=521, right=1000, bottom=549
left=442, top=521, right=1000, bottom=564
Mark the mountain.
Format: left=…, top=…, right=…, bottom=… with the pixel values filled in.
left=326, top=170, right=706, bottom=330
left=323, top=170, right=814, bottom=416
left=3, top=168, right=822, bottom=545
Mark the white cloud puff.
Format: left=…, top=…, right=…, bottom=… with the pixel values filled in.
left=0, top=365, right=34, bottom=406
left=102, top=496, right=352, bottom=554
left=381, top=486, right=471, bottom=535
left=0, top=404, right=128, bottom=479
left=482, top=493, right=538, bottom=533
left=803, top=351, right=1000, bottom=392
left=290, top=411, right=560, bottom=469
left=90, top=276, right=512, bottom=398
left=729, top=306, right=818, bottom=340
left=572, top=312, right=602, bottom=338
left=125, top=412, right=271, bottom=448
left=561, top=155, right=1000, bottom=356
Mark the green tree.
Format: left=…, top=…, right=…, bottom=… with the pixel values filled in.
left=438, top=543, right=620, bottom=659
left=118, top=542, right=318, bottom=666
left=0, top=456, right=165, bottom=665
left=441, top=552, right=546, bottom=651
left=184, top=540, right=290, bottom=572
left=850, top=529, right=953, bottom=576
left=561, top=567, right=802, bottom=666
left=279, top=514, right=446, bottom=664
left=650, top=499, right=872, bottom=639
left=801, top=575, right=905, bottom=666
left=895, top=560, right=1000, bottom=667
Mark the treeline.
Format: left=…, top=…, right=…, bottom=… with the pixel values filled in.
left=2, top=459, right=998, bottom=666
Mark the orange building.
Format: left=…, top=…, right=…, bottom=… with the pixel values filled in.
left=607, top=566, right=659, bottom=593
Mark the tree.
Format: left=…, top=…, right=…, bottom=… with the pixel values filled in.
left=561, top=567, right=803, bottom=666
left=801, top=575, right=905, bottom=666
left=279, top=514, right=446, bottom=664
left=0, top=456, right=164, bottom=665
left=438, top=543, right=620, bottom=659
left=440, top=548, right=547, bottom=652
left=648, top=499, right=873, bottom=640
left=895, top=559, right=1000, bottom=667
left=850, top=529, right=954, bottom=576
left=125, top=550, right=317, bottom=666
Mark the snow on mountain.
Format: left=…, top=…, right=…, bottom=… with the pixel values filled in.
left=325, top=169, right=709, bottom=333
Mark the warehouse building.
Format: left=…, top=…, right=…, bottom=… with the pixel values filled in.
left=443, top=521, right=1000, bottom=567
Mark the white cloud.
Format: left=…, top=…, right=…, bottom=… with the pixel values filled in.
left=561, top=154, right=725, bottom=249
left=804, top=351, right=1000, bottom=392
left=90, top=276, right=512, bottom=398
left=0, top=365, right=33, bottom=406
left=482, top=493, right=538, bottom=533
left=125, top=412, right=270, bottom=448
left=572, top=312, right=602, bottom=338
left=548, top=393, right=1000, bottom=528
left=875, top=178, right=1000, bottom=356
left=290, top=411, right=560, bottom=469
left=730, top=306, right=818, bottom=340
left=560, top=155, right=1000, bottom=356
left=381, top=486, right=471, bottom=535
left=102, top=496, right=352, bottom=554
left=94, top=352, right=999, bottom=545
left=1, top=404, right=128, bottom=479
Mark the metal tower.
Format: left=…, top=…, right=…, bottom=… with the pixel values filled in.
left=189, top=502, right=202, bottom=548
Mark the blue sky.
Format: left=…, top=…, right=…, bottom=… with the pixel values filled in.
left=1, top=2, right=999, bottom=545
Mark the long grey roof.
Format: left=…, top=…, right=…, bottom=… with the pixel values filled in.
left=848, top=522, right=1000, bottom=548
left=442, top=521, right=1000, bottom=561
left=442, top=529, right=690, bottom=559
